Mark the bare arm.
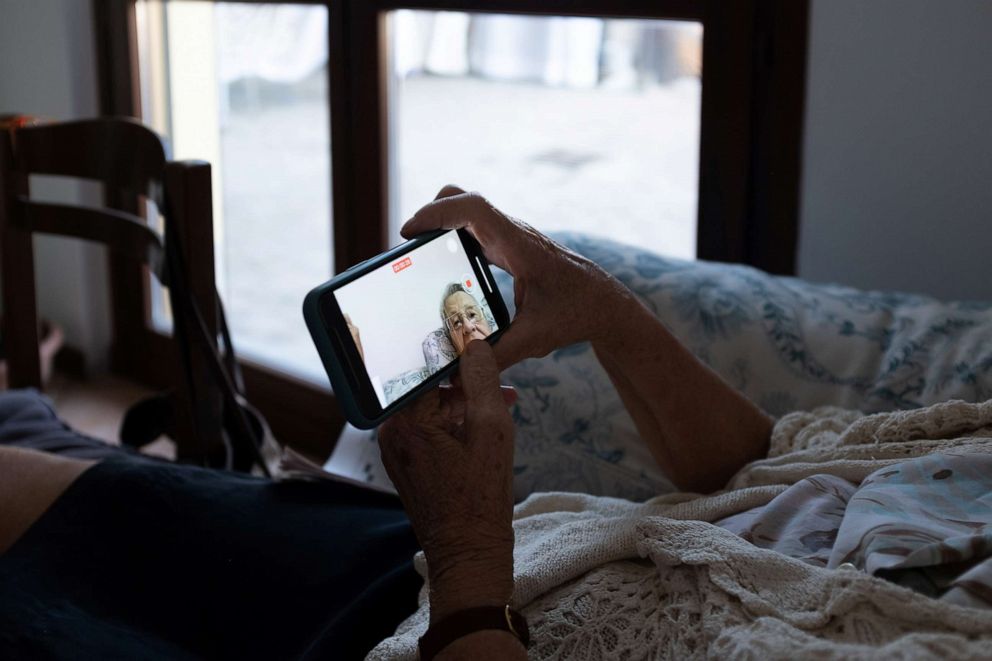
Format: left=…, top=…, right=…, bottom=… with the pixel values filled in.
left=429, top=560, right=526, bottom=660
left=590, top=291, right=772, bottom=493
left=403, top=187, right=773, bottom=493
left=437, top=631, right=525, bottom=660
left=385, top=187, right=775, bottom=657
left=0, top=447, right=94, bottom=554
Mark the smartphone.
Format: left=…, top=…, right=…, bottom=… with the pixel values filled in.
left=304, top=229, right=511, bottom=429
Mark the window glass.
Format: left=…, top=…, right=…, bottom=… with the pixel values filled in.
left=136, top=1, right=332, bottom=384
left=388, top=11, right=702, bottom=259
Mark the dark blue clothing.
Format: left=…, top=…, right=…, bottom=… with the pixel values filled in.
left=0, top=391, right=420, bottom=660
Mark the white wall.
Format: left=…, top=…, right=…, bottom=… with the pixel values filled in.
left=0, top=0, right=111, bottom=369
left=798, top=0, right=992, bottom=302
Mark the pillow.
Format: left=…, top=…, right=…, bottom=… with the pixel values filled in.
left=495, top=233, right=992, bottom=501
left=382, top=368, right=429, bottom=406
left=423, top=329, right=457, bottom=375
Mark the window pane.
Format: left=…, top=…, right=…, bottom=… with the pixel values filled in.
left=388, top=12, right=702, bottom=259
left=136, top=1, right=332, bottom=384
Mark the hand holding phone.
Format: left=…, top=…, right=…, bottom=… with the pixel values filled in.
left=402, top=187, right=623, bottom=369
left=304, top=228, right=511, bottom=428
left=377, top=340, right=515, bottom=620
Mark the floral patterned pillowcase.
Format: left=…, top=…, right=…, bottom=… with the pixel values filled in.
left=495, top=233, right=992, bottom=501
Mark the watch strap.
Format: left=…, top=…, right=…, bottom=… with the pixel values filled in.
left=418, top=605, right=529, bottom=660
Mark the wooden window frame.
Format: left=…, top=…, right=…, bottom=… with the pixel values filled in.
left=92, top=0, right=808, bottom=460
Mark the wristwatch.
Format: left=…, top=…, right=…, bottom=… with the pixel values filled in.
left=418, top=605, right=530, bottom=660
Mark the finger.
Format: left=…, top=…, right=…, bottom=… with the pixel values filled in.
left=398, top=387, right=445, bottom=435
left=439, top=384, right=517, bottom=413
left=400, top=195, right=507, bottom=267
left=400, top=191, right=479, bottom=238
left=438, top=386, right=515, bottom=429
left=459, top=340, right=505, bottom=409
left=460, top=341, right=514, bottom=451
left=434, top=184, right=466, bottom=200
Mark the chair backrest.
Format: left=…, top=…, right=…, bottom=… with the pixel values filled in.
left=0, top=115, right=222, bottom=462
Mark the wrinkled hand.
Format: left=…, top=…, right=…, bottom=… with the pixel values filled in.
left=379, top=340, right=517, bottom=622
left=403, top=186, right=631, bottom=369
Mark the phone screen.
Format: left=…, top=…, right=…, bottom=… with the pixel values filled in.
left=332, top=231, right=500, bottom=409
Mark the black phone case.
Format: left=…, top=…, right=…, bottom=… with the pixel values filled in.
left=303, top=230, right=509, bottom=429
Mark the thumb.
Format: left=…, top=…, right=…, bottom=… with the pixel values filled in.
left=460, top=341, right=513, bottom=452
left=434, top=184, right=466, bottom=200
left=459, top=340, right=504, bottom=409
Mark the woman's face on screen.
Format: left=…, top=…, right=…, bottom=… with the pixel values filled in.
left=443, top=291, right=492, bottom=354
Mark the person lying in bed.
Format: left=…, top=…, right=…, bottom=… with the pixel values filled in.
left=440, top=283, right=493, bottom=355
left=2, top=187, right=991, bottom=660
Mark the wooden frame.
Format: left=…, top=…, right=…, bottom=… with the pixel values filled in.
left=93, top=0, right=344, bottom=460
left=333, top=0, right=809, bottom=275
left=1, top=116, right=230, bottom=463
left=336, top=0, right=708, bottom=269
left=696, top=0, right=809, bottom=274
left=91, top=0, right=809, bottom=459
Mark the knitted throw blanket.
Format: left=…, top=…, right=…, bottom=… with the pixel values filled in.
left=368, top=400, right=992, bottom=659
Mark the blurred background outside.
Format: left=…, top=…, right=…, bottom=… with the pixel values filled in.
left=137, top=2, right=702, bottom=383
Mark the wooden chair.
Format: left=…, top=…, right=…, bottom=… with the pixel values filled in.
left=0, top=115, right=224, bottom=464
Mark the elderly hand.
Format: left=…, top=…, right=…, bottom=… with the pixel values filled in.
left=402, top=186, right=632, bottom=369
left=378, top=340, right=517, bottom=623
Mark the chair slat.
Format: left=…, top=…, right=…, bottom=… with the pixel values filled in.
left=13, top=118, right=167, bottom=200
left=0, top=126, right=43, bottom=388
left=1, top=117, right=225, bottom=465
left=19, top=200, right=165, bottom=279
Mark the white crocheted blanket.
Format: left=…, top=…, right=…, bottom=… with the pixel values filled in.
left=369, top=400, right=992, bottom=659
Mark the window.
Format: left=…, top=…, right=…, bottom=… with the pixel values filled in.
left=95, top=0, right=809, bottom=456
left=136, top=1, right=333, bottom=383
left=387, top=12, right=702, bottom=259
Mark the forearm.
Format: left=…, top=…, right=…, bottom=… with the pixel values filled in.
left=591, top=293, right=772, bottom=493
left=0, top=448, right=95, bottom=554
left=427, top=555, right=525, bottom=660
left=436, top=630, right=526, bottom=660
